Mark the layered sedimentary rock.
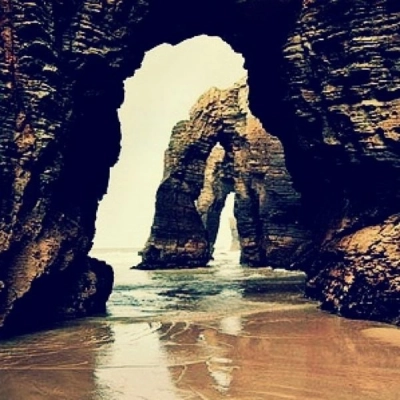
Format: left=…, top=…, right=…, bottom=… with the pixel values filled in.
left=138, top=79, right=311, bottom=269
left=0, top=0, right=399, bottom=332
left=136, top=84, right=240, bottom=269
left=275, top=2, right=400, bottom=321
left=197, top=144, right=234, bottom=255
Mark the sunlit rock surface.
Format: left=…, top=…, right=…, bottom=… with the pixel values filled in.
left=137, top=80, right=310, bottom=269
left=0, top=0, right=400, bottom=333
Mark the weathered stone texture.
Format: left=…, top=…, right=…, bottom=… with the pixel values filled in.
left=272, top=1, right=400, bottom=322
left=0, top=0, right=400, bottom=332
left=197, top=144, right=234, bottom=255
left=138, top=80, right=311, bottom=269
left=137, top=83, right=243, bottom=269
left=306, top=214, right=400, bottom=323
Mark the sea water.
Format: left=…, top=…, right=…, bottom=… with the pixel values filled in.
left=98, top=248, right=308, bottom=320
left=0, top=248, right=400, bottom=400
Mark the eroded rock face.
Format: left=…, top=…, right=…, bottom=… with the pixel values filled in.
left=197, top=144, right=233, bottom=255
left=0, top=0, right=399, bottom=332
left=306, top=214, right=400, bottom=322
left=136, top=84, right=240, bottom=269
left=138, top=80, right=311, bottom=268
left=273, top=1, right=400, bottom=321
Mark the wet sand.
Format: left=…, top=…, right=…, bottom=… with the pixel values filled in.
left=2, top=250, right=400, bottom=399
left=1, top=306, right=400, bottom=400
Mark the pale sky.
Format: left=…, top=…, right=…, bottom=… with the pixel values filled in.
left=93, top=35, right=245, bottom=249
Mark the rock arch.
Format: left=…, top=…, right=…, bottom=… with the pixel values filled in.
left=136, top=82, right=243, bottom=269
left=0, top=0, right=400, bottom=332
left=138, top=79, right=312, bottom=269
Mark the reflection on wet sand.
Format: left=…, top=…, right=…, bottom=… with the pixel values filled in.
left=95, top=322, right=182, bottom=400
left=1, top=249, right=400, bottom=400
left=1, top=308, right=400, bottom=399
left=156, top=309, right=400, bottom=400
left=0, top=323, right=113, bottom=400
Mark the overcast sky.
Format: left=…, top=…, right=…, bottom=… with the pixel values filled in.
left=93, top=35, right=245, bottom=249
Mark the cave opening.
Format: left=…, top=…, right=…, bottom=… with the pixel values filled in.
left=92, top=35, right=245, bottom=262
left=1, top=0, right=399, bottom=341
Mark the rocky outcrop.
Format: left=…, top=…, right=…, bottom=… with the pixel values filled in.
left=197, top=144, right=234, bottom=256
left=306, top=214, right=400, bottom=322
left=0, top=0, right=400, bottom=332
left=138, top=79, right=311, bottom=269
left=273, top=2, right=400, bottom=322
left=136, top=84, right=238, bottom=269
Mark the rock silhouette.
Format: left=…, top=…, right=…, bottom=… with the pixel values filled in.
left=0, top=0, right=400, bottom=333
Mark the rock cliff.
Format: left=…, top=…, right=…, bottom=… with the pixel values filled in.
left=0, top=0, right=399, bottom=332
left=277, top=2, right=400, bottom=321
left=137, top=79, right=312, bottom=269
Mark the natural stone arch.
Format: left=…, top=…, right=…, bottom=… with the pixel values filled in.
left=0, top=0, right=400, bottom=333
left=0, top=0, right=302, bottom=333
left=137, top=81, right=246, bottom=269
left=138, top=79, right=312, bottom=269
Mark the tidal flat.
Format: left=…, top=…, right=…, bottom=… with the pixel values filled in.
left=1, top=249, right=399, bottom=400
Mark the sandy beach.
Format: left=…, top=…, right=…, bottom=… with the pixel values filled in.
left=1, top=249, right=400, bottom=400
left=1, top=306, right=400, bottom=400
